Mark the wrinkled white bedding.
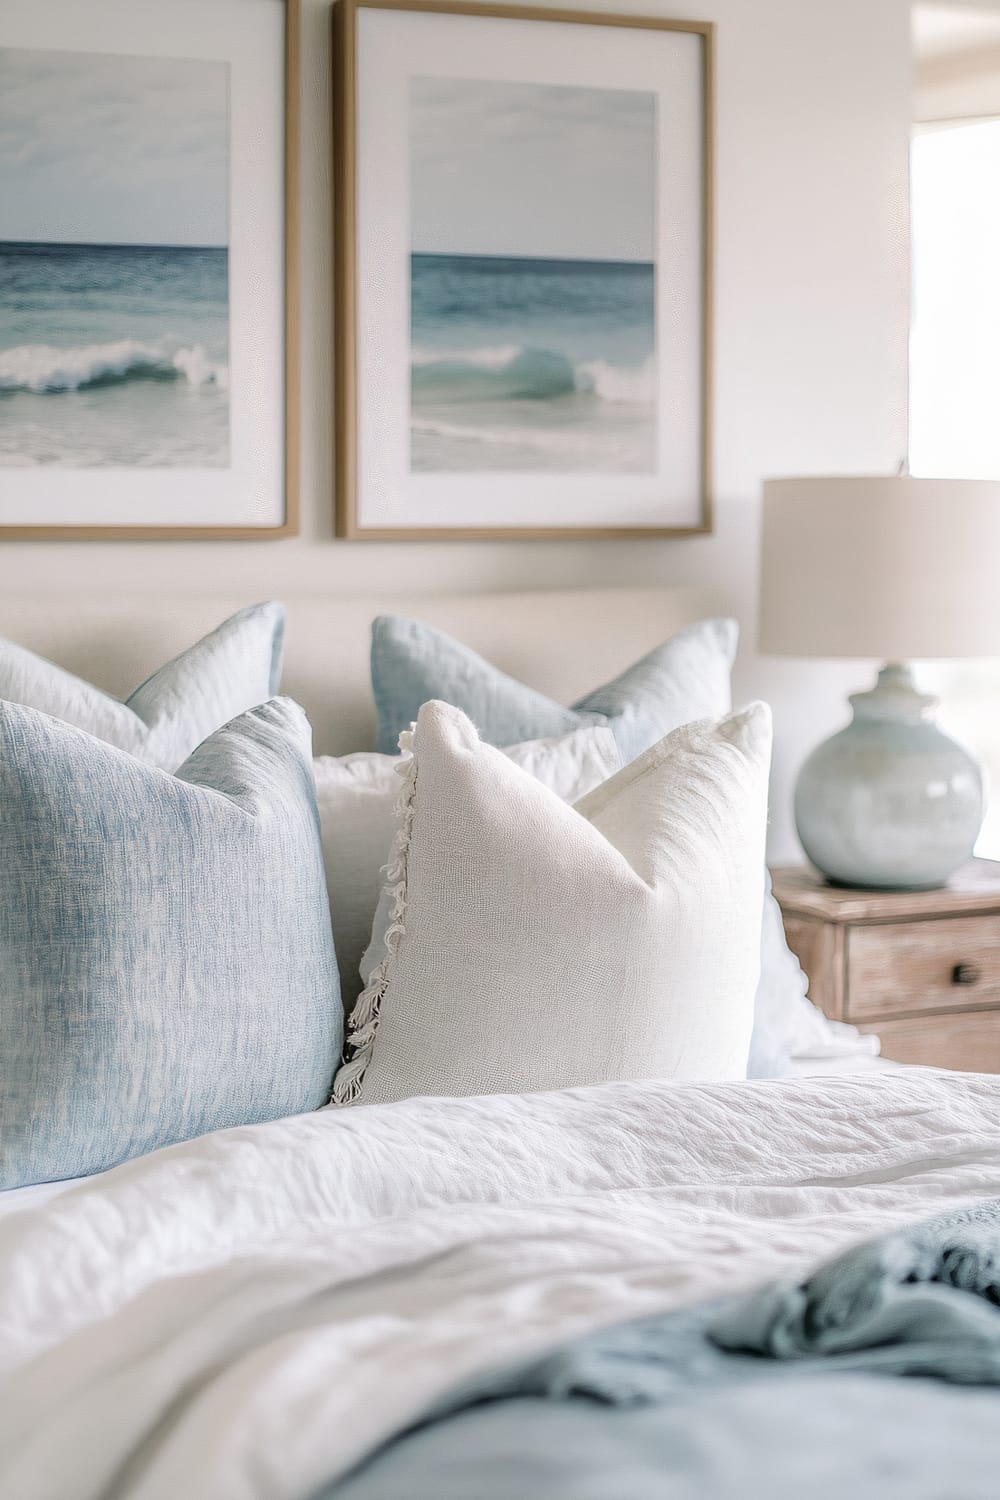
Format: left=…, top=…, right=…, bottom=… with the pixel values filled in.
left=0, top=1055, right=902, bottom=1224
left=2, top=1068, right=998, bottom=1500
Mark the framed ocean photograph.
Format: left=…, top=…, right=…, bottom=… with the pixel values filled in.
left=334, top=0, right=713, bottom=539
left=0, top=0, right=299, bottom=538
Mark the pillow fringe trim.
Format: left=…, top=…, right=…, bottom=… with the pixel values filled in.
left=330, top=732, right=418, bottom=1105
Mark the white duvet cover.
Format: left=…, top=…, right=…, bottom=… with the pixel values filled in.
left=2, top=1068, right=999, bottom=1500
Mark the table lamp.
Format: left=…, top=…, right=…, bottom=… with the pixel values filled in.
left=759, top=475, right=1000, bottom=890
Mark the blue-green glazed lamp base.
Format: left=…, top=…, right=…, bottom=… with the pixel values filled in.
left=794, top=664, right=984, bottom=891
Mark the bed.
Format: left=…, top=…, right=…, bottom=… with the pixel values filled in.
left=1, top=587, right=998, bottom=1499
left=3, top=1067, right=999, bottom=1499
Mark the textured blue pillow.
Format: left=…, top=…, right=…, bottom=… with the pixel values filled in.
left=0, top=602, right=284, bottom=770
left=371, top=615, right=738, bottom=761
left=0, top=697, right=341, bottom=1190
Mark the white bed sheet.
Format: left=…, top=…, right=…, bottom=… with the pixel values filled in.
left=0, top=1176, right=83, bottom=1220
left=0, top=1053, right=904, bottom=1223
left=787, top=1050, right=903, bottom=1077
left=2, top=1065, right=999, bottom=1500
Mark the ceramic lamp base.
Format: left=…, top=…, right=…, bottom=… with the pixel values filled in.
left=794, top=664, right=984, bottom=891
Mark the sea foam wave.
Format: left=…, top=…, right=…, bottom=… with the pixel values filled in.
left=576, top=356, right=655, bottom=406
left=410, top=346, right=654, bottom=406
left=410, top=414, right=654, bottom=473
left=411, top=416, right=582, bottom=452
left=411, top=344, right=521, bottom=371
left=0, top=339, right=229, bottom=394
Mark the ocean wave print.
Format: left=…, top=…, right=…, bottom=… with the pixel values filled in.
left=410, top=346, right=655, bottom=406
left=0, top=339, right=229, bottom=395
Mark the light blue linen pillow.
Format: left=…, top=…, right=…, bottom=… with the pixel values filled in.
left=371, top=615, right=738, bottom=762
left=0, top=601, right=284, bottom=770
left=0, top=696, right=341, bottom=1191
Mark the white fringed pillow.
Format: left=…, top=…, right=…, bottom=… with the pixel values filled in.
left=331, top=698, right=771, bottom=1107
left=314, top=727, right=621, bottom=1012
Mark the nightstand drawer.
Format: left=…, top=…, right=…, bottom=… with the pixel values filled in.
left=857, top=1010, right=1000, bottom=1072
left=847, top=916, right=1000, bottom=1021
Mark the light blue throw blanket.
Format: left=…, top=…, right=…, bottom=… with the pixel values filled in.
left=326, top=1200, right=1000, bottom=1499
left=713, top=1195, right=1000, bottom=1383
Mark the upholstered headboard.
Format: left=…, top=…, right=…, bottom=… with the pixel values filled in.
left=0, top=586, right=725, bottom=756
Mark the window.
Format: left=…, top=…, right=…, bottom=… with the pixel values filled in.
left=911, top=121, right=1000, bottom=481
left=910, top=121, right=1000, bottom=857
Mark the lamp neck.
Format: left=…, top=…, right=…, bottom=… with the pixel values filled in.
left=876, top=661, right=916, bottom=692
left=848, top=662, right=939, bottom=726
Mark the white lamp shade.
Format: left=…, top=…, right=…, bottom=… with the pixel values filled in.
left=759, top=476, right=1000, bottom=660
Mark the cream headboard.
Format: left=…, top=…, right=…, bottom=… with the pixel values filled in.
left=0, top=586, right=725, bottom=756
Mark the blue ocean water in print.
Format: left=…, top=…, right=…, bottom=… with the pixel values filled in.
left=0, top=242, right=229, bottom=467
left=410, top=252, right=656, bottom=473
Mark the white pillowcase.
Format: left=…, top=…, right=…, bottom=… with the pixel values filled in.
left=314, top=725, right=621, bottom=1011
left=749, top=874, right=881, bottom=1074
left=331, top=699, right=771, bottom=1106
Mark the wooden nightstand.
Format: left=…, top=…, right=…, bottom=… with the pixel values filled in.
left=771, top=860, right=1000, bottom=1072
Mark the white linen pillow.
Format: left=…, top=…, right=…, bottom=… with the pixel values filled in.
left=314, top=726, right=621, bottom=1012
left=368, top=616, right=872, bottom=1078
left=331, top=699, right=771, bottom=1106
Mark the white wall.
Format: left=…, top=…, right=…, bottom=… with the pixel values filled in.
left=916, top=59, right=1000, bottom=121
left=914, top=0, right=1000, bottom=122
left=0, top=0, right=912, bottom=860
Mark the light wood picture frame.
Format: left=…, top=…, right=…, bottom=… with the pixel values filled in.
left=0, top=0, right=300, bottom=539
left=334, top=0, right=713, bottom=540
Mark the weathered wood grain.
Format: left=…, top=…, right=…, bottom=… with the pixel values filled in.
left=773, top=860, right=1000, bottom=1074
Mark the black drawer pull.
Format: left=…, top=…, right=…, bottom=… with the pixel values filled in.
left=951, top=963, right=981, bottom=986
